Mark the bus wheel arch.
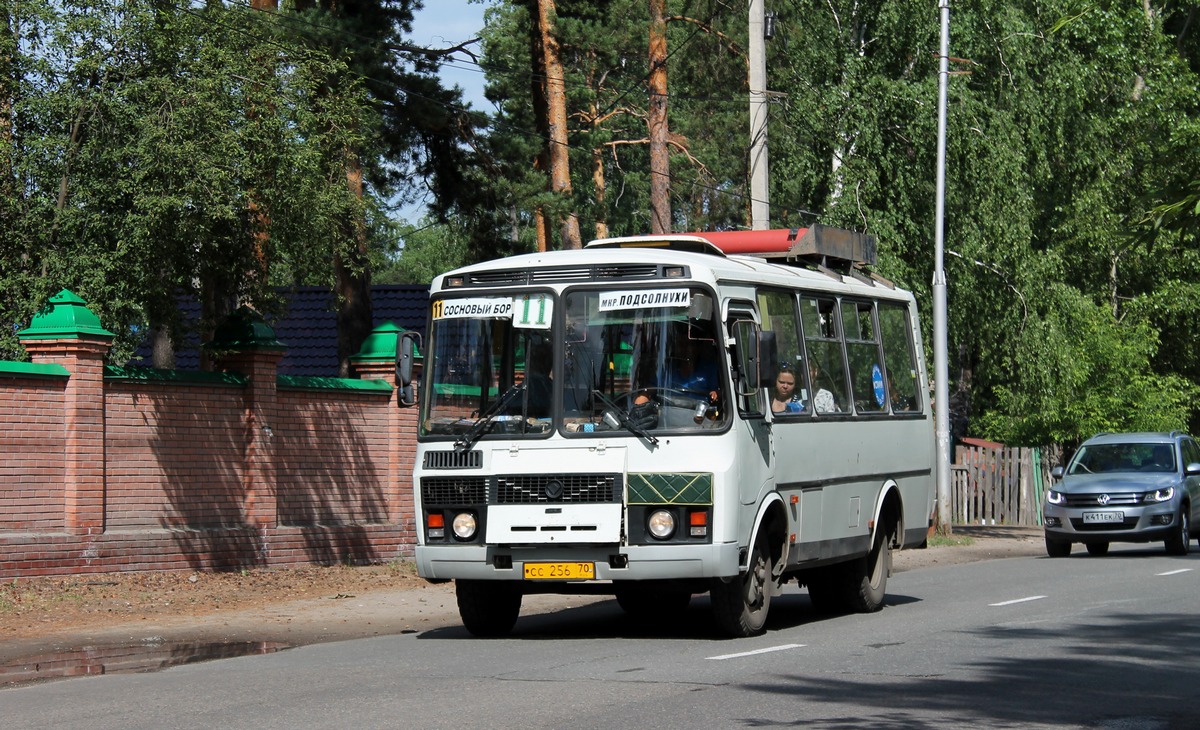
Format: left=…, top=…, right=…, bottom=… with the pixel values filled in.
left=710, top=497, right=787, bottom=637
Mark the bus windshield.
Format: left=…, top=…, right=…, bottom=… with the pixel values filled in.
left=419, top=286, right=728, bottom=440
left=560, top=287, right=726, bottom=432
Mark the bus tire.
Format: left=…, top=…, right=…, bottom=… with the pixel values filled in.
left=614, top=582, right=691, bottom=619
left=710, top=529, right=773, bottom=637
left=807, top=525, right=890, bottom=614
left=851, top=523, right=891, bottom=612
left=456, top=580, right=522, bottom=637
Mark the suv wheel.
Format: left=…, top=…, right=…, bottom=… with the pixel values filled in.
left=1045, top=536, right=1072, bottom=558
left=1165, top=509, right=1190, bottom=556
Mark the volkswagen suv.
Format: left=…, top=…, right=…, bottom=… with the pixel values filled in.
left=1043, top=431, right=1200, bottom=557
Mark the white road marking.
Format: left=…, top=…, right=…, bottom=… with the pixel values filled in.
left=708, top=644, right=805, bottom=661
left=1157, top=568, right=1192, bottom=576
left=989, top=595, right=1047, bottom=607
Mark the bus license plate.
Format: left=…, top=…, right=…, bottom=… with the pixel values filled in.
left=1083, top=511, right=1123, bottom=524
left=523, top=562, right=595, bottom=580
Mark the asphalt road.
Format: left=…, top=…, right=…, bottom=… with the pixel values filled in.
left=4, top=542, right=1198, bottom=730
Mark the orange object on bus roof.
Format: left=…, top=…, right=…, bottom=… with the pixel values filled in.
left=679, top=228, right=809, bottom=254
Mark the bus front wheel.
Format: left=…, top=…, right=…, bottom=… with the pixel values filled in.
left=710, top=530, right=773, bottom=637
left=456, top=580, right=522, bottom=637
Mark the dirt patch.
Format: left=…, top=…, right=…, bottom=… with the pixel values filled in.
left=0, top=525, right=1045, bottom=670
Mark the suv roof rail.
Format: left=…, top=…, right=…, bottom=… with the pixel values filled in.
left=1170, top=430, right=1187, bottom=438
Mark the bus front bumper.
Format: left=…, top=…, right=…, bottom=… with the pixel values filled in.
left=416, top=542, right=742, bottom=582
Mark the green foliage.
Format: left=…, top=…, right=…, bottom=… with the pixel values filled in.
left=374, top=218, right=470, bottom=284
left=0, top=0, right=466, bottom=365
left=976, top=284, right=1197, bottom=445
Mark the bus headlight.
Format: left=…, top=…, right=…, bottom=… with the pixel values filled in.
left=452, top=512, right=478, bottom=540
left=647, top=509, right=676, bottom=539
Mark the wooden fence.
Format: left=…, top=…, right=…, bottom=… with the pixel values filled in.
left=951, top=445, right=1047, bottom=527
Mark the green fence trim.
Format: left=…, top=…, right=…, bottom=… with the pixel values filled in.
left=105, top=366, right=247, bottom=386
left=277, top=375, right=393, bottom=393
left=0, top=361, right=70, bottom=379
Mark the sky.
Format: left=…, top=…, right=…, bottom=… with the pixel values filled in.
left=409, top=0, right=491, bottom=111
left=397, top=1, right=491, bottom=222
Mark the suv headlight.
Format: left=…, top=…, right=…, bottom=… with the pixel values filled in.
left=1143, top=487, right=1175, bottom=503
left=1046, top=490, right=1065, bottom=505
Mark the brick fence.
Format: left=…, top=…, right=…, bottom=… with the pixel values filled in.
left=0, top=290, right=420, bottom=579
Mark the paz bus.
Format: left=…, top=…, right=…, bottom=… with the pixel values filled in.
left=398, top=226, right=935, bottom=637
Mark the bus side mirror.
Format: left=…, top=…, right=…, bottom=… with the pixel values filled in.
left=396, top=331, right=421, bottom=407
left=758, top=330, right=778, bottom=385
left=732, top=321, right=776, bottom=395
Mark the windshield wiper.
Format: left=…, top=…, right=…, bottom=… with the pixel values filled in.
left=592, top=390, right=659, bottom=446
left=455, top=383, right=526, bottom=452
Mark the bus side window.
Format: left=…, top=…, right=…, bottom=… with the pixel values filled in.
left=800, top=296, right=849, bottom=414
left=878, top=302, right=921, bottom=413
left=841, top=300, right=887, bottom=414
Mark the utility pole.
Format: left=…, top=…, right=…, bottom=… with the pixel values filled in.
left=748, top=0, right=769, bottom=230
left=933, top=0, right=952, bottom=534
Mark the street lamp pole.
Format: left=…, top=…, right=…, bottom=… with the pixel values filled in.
left=933, top=0, right=952, bottom=533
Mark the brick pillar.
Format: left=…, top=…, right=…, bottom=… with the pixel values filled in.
left=18, top=290, right=115, bottom=536
left=209, top=307, right=286, bottom=530
left=351, top=323, right=417, bottom=533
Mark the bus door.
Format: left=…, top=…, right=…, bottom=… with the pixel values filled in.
left=727, top=302, right=775, bottom=511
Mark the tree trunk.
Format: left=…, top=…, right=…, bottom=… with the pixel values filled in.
left=529, top=13, right=551, bottom=253
left=246, top=0, right=277, bottom=295
left=335, top=156, right=375, bottom=378
left=535, top=0, right=582, bottom=249
left=648, top=0, right=671, bottom=234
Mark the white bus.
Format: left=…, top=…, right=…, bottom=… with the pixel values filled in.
left=400, top=226, right=935, bottom=637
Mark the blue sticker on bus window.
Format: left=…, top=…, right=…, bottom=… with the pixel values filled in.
left=872, top=364, right=885, bottom=406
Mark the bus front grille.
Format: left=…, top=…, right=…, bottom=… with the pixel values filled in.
left=496, top=474, right=621, bottom=504
left=465, top=264, right=662, bottom=287
left=423, top=450, right=482, bottom=470
left=422, top=477, right=488, bottom=506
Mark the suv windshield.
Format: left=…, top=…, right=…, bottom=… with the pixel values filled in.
left=1068, top=442, right=1176, bottom=475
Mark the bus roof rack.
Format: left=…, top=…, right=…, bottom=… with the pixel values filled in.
left=679, top=224, right=877, bottom=271
left=586, top=225, right=877, bottom=275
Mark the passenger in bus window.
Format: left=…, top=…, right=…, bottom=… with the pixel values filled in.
left=771, top=365, right=803, bottom=414
left=805, top=360, right=837, bottom=413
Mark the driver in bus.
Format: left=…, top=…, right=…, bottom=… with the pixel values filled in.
left=632, top=328, right=720, bottom=411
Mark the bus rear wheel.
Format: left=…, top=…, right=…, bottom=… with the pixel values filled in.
left=456, top=580, right=522, bottom=637
left=808, top=525, right=891, bottom=614
left=710, top=530, right=773, bottom=637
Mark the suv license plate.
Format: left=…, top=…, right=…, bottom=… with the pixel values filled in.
left=1083, top=511, right=1123, bottom=524
left=523, top=562, right=595, bottom=580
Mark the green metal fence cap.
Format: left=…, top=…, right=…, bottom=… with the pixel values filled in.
left=17, top=289, right=115, bottom=341
left=206, top=306, right=286, bottom=350
left=350, top=322, right=405, bottom=363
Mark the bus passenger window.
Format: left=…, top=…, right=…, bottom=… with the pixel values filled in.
left=800, top=297, right=848, bottom=414
left=842, top=300, right=886, bottom=414
left=879, top=302, right=921, bottom=413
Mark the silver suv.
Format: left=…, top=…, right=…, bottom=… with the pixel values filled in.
left=1044, top=431, right=1200, bottom=557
